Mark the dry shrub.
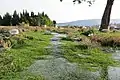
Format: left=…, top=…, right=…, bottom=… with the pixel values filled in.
left=91, top=35, right=120, bottom=47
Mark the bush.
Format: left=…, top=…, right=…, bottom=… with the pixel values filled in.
left=61, top=37, right=73, bottom=41
left=91, top=35, right=120, bottom=47
left=81, top=30, right=94, bottom=36
left=25, top=36, right=34, bottom=40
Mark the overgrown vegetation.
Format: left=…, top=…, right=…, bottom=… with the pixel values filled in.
left=0, top=31, right=52, bottom=80
left=91, top=32, right=120, bottom=47
left=58, top=27, right=120, bottom=47
left=0, top=26, right=120, bottom=80
left=61, top=41, right=116, bottom=70
left=59, top=28, right=120, bottom=79
left=61, top=38, right=118, bottom=79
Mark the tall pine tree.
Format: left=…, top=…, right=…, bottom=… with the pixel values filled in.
left=12, top=10, right=19, bottom=26
left=0, top=15, right=2, bottom=26
left=2, top=12, right=12, bottom=26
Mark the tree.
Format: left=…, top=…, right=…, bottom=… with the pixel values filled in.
left=0, top=15, right=2, bottom=25
left=38, top=13, right=42, bottom=26
left=31, top=12, right=35, bottom=17
left=30, top=14, right=38, bottom=26
left=19, top=10, right=29, bottom=24
left=12, top=10, right=19, bottom=26
left=60, top=0, right=115, bottom=31
left=38, top=12, right=46, bottom=26
left=0, top=10, right=53, bottom=26
left=53, top=20, right=56, bottom=27
left=24, top=10, right=30, bottom=24
left=2, top=12, right=12, bottom=26
left=44, top=14, right=53, bottom=26
left=99, top=0, right=114, bottom=31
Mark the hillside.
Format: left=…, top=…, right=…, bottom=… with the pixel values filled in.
left=57, top=19, right=120, bottom=26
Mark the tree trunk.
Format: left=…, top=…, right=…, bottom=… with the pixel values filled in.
left=99, top=0, right=114, bottom=31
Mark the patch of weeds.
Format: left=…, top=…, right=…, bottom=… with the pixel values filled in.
left=75, top=44, right=89, bottom=50
left=62, top=41, right=117, bottom=71
left=0, top=31, right=52, bottom=80
left=33, top=56, right=47, bottom=60
left=81, top=29, right=94, bottom=36
left=25, top=35, right=34, bottom=40
left=90, top=32, right=120, bottom=47
left=21, top=72, right=45, bottom=80
left=61, top=37, right=73, bottom=41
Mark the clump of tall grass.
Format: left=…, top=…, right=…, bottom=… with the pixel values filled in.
left=91, top=34, right=120, bottom=47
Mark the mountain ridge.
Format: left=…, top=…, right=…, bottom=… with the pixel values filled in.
left=57, top=19, right=120, bottom=26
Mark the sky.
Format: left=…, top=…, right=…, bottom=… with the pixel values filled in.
left=0, top=0, right=120, bottom=23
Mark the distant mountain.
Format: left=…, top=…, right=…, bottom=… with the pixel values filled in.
left=57, top=19, right=120, bottom=26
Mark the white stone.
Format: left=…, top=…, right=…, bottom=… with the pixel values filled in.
left=82, top=26, right=87, bottom=29
left=9, top=29, right=19, bottom=35
left=88, top=33, right=94, bottom=37
left=101, top=29, right=109, bottom=32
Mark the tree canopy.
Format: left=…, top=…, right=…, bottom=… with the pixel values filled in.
left=0, top=10, right=55, bottom=26
left=60, top=0, right=95, bottom=6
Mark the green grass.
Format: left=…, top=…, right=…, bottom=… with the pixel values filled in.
left=62, top=41, right=116, bottom=70
left=0, top=31, right=52, bottom=80
left=61, top=39, right=119, bottom=79
left=59, top=29, right=120, bottom=70
left=59, top=29, right=120, bottom=79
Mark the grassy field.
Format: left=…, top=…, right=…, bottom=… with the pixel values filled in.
left=0, top=31, right=52, bottom=80
left=0, top=27, right=120, bottom=80
left=59, top=28, right=120, bottom=79
left=61, top=39, right=119, bottom=79
left=59, top=28, right=120, bottom=68
left=55, top=27, right=120, bottom=47
left=61, top=40, right=116, bottom=69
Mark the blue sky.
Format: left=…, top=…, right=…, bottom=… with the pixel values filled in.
left=0, top=0, right=120, bottom=23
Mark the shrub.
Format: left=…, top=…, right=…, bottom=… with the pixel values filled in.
left=25, top=36, right=34, bottom=40
left=81, top=30, right=94, bottom=36
left=91, top=35, right=120, bottom=47
left=61, top=37, right=73, bottom=41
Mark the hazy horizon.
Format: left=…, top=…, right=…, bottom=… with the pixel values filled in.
left=58, top=18, right=120, bottom=23
left=0, top=0, right=120, bottom=23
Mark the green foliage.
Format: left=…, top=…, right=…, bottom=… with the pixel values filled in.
left=53, top=20, right=56, bottom=27
left=81, top=29, right=94, bottom=36
left=0, top=31, right=52, bottom=79
left=0, top=10, right=53, bottom=26
left=2, top=12, right=12, bottom=26
left=0, top=15, right=2, bottom=25
left=60, top=0, right=95, bottom=6
left=61, top=37, right=73, bottom=41
left=38, top=12, right=53, bottom=26
left=62, top=40, right=116, bottom=71
left=12, top=10, right=19, bottom=26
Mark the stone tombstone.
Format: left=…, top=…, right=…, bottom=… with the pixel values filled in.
left=9, top=29, right=19, bottom=35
